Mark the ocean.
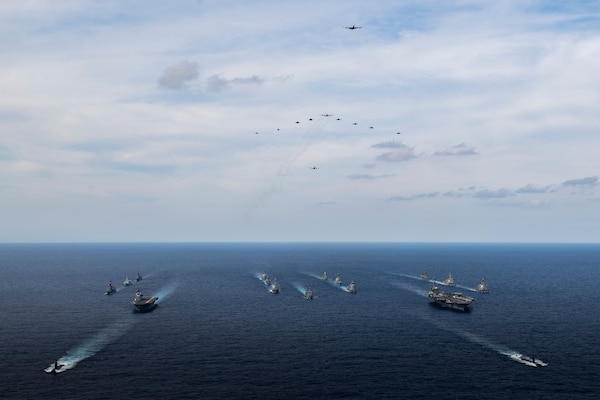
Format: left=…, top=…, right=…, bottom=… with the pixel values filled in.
left=1, top=243, right=599, bottom=399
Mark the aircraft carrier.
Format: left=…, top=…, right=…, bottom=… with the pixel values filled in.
left=428, top=284, right=474, bottom=311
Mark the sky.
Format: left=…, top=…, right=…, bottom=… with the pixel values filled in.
left=1, top=0, right=600, bottom=243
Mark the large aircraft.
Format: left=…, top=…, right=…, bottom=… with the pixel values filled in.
left=344, top=25, right=362, bottom=30
left=321, top=113, right=333, bottom=117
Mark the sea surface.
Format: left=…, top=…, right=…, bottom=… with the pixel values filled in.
left=1, top=243, right=599, bottom=399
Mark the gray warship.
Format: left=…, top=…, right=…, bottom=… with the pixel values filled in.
left=346, top=280, right=357, bottom=294
left=475, top=278, right=490, bottom=293
left=131, top=289, right=158, bottom=312
left=428, top=284, right=473, bottom=311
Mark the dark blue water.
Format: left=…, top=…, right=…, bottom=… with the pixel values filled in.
left=1, top=243, right=599, bottom=399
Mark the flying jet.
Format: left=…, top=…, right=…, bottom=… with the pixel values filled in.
left=345, top=25, right=362, bottom=30
left=309, top=166, right=319, bottom=170
left=353, top=122, right=358, bottom=125
left=395, top=132, right=402, bottom=135
left=321, top=114, right=333, bottom=117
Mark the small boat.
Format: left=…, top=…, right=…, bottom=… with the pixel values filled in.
left=346, top=280, right=357, bottom=294
left=105, top=281, right=117, bottom=295
left=270, top=279, right=280, bottom=294
left=442, top=272, right=456, bottom=286
left=475, top=278, right=489, bottom=293
left=135, top=272, right=143, bottom=281
left=322, top=272, right=328, bottom=281
left=123, top=276, right=132, bottom=286
left=305, top=287, right=313, bottom=300
left=131, top=289, right=158, bottom=313
left=334, top=274, right=342, bottom=286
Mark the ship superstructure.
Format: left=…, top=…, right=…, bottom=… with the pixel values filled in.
left=475, top=278, right=490, bottom=293
left=428, top=284, right=473, bottom=311
left=131, top=289, right=158, bottom=312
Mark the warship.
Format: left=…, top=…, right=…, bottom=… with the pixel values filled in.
left=420, top=272, right=429, bottom=280
left=131, top=289, right=158, bottom=312
left=269, top=279, right=280, bottom=294
left=135, top=271, right=143, bottom=281
left=475, top=278, right=490, bottom=293
left=442, top=272, right=456, bottom=286
left=123, top=276, right=132, bottom=286
left=428, top=284, right=473, bottom=311
left=322, top=272, right=328, bottom=281
left=304, top=287, right=313, bottom=300
left=105, top=281, right=117, bottom=295
left=346, top=280, right=357, bottom=294
left=334, top=274, right=342, bottom=286
left=511, top=353, right=548, bottom=368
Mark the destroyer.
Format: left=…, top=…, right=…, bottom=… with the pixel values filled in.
left=346, top=280, right=357, bottom=294
left=135, top=271, right=143, bottom=281
left=305, top=287, right=313, bottom=300
left=270, top=279, right=280, bottom=294
left=322, top=272, right=328, bottom=281
left=131, top=289, right=158, bottom=312
left=475, top=278, right=490, bottom=293
left=105, top=281, right=117, bottom=295
left=428, top=284, right=473, bottom=311
left=334, top=274, right=342, bottom=286
left=442, top=272, right=456, bottom=286
left=123, top=276, right=132, bottom=286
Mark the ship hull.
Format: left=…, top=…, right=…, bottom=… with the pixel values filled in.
left=131, top=296, right=158, bottom=313
left=429, top=300, right=471, bottom=312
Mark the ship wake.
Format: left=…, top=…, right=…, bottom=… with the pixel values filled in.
left=292, top=282, right=307, bottom=295
left=44, top=317, right=136, bottom=374
left=388, top=272, right=478, bottom=292
left=422, top=317, right=547, bottom=367
left=155, top=282, right=178, bottom=303
left=389, top=280, right=429, bottom=298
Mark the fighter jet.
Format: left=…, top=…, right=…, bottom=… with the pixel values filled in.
left=345, top=25, right=362, bottom=30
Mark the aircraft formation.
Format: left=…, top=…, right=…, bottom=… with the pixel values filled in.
left=249, top=24, right=408, bottom=173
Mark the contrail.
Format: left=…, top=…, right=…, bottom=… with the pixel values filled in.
left=244, top=115, right=331, bottom=218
